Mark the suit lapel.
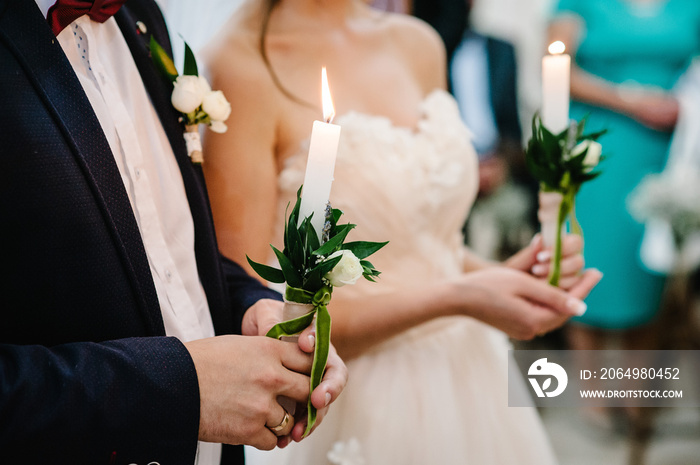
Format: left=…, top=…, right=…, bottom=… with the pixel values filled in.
left=115, top=1, right=232, bottom=333
left=0, top=0, right=164, bottom=334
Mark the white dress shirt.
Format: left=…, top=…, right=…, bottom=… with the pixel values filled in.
left=35, top=2, right=220, bottom=463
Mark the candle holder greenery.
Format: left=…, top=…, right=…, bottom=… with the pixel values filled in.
left=526, top=114, right=605, bottom=286
left=247, top=187, right=387, bottom=436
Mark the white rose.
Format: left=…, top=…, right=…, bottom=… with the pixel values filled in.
left=209, top=120, right=228, bottom=133
left=171, top=75, right=207, bottom=113
left=198, top=75, right=211, bottom=93
left=572, top=140, right=602, bottom=172
left=202, top=90, right=231, bottom=122
left=324, top=250, right=363, bottom=287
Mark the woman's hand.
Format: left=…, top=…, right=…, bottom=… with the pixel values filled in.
left=621, top=91, right=679, bottom=132
left=506, top=234, right=593, bottom=290
left=445, top=266, right=602, bottom=340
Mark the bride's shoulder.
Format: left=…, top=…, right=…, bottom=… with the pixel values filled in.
left=376, top=12, right=444, bottom=59
left=201, top=15, right=274, bottom=95
left=371, top=12, right=446, bottom=92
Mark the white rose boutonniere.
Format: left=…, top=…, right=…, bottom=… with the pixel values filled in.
left=150, top=37, right=230, bottom=164
left=325, top=250, right=363, bottom=287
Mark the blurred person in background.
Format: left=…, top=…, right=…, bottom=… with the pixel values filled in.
left=548, top=0, right=700, bottom=362
left=449, top=0, right=537, bottom=261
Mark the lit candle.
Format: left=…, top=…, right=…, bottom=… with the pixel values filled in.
left=299, top=67, right=342, bottom=241
left=541, top=41, right=571, bottom=134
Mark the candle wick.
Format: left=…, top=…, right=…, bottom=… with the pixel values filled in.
left=326, top=114, right=335, bottom=124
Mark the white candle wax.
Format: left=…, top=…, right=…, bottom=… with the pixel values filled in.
left=299, top=67, right=341, bottom=241
left=299, top=120, right=341, bottom=239
left=541, top=41, right=571, bottom=134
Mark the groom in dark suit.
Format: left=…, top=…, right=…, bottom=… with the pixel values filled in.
left=0, top=0, right=346, bottom=464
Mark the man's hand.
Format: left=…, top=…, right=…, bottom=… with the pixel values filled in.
left=184, top=335, right=312, bottom=450
left=449, top=266, right=602, bottom=340
left=241, top=298, right=285, bottom=337
left=240, top=299, right=349, bottom=447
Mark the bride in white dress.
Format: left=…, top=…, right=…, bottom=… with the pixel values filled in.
left=202, top=0, right=601, bottom=463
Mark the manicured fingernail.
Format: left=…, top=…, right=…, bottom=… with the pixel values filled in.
left=566, top=297, right=587, bottom=316
left=325, top=392, right=331, bottom=406
left=537, top=251, right=551, bottom=262
left=531, top=264, right=548, bottom=276
left=308, top=333, right=315, bottom=349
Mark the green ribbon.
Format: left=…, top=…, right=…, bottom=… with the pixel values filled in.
left=266, top=285, right=333, bottom=437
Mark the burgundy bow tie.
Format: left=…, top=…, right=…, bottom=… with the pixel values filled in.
left=47, top=0, right=128, bottom=36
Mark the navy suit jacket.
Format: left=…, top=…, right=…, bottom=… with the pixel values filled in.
left=0, top=0, right=279, bottom=463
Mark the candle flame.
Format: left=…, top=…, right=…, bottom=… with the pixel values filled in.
left=322, top=67, right=335, bottom=123
left=548, top=41, right=566, bottom=55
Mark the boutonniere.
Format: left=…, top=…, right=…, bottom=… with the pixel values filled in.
left=526, top=115, right=605, bottom=285
left=247, top=188, right=387, bottom=436
left=149, top=37, right=231, bottom=164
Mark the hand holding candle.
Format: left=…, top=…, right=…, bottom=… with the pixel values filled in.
left=247, top=67, right=387, bottom=436
left=527, top=55, right=606, bottom=285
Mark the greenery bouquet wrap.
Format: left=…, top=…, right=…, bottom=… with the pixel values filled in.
left=248, top=187, right=387, bottom=436
left=526, top=114, right=605, bottom=285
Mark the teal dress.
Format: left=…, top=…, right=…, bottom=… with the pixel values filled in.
left=553, top=0, right=700, bottom=329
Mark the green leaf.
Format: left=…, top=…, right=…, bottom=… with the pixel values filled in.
left=288, top=221, right=304, bottom=270
left=303, top=254, right=342, bottom=290
left=304, top=304, right=331, bottom=437
left=272, top=245, right=302, bottom=288
left=304, top=219, right=321, bottom=258
left=581, top=129, right=607, bottom=141
left=330, top=208, right=343, bottom=229
left=342, top=241, right=388, bottom=259
left=246, top=256, right=285, bottom=283
left=299, top=216, right=320, bottom=269
left=359, top=259, right=376, bottom=269
left=265, top=310, right=315, bottom=339
left=183, top=40, right=199, bottom=76
left=149, top=36, right=178, bottom=82
left=282, top=202, right=291, bottom=253
left=313, top=223, right=355, bottom=256
left=291, top=186, right=303, bottom=220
